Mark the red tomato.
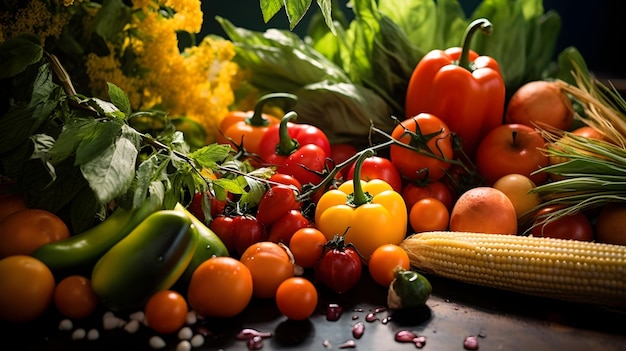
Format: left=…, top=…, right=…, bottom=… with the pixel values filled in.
left=268, top=209, right=311, bottom=244
left=275, top=277, right=318, bottom=320
left=144, top=290, right=188, bottom=334
left=401, top=181, right=453, bottom=211
left=268, top=173, right=302, bottom=192
left=314, top=237, right=362, bottom=294
left=475, top=123, right=549, bottom=185
left=390, top=113, right=454, bottom=182
left=256, top=185, right=300, bottom=227
left=209, top=215, right=268, bottom=257
left=531, top=206, right=594, bottom=241
left=240, top=242, right=295, bottom=299
left=347, top=155, right=403, bottom=193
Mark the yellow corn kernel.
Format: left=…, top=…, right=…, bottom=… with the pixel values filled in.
left=400, top=231, right=626, bottom=309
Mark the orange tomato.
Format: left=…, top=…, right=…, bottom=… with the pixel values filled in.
left=0, top=208, right=70, bottom=258
left=144, top=290, right=188, bottom=334
left=0, top=255, right=55, bottom=322
left=409, top=197, right=450, bottom=233
left=187, top=256, right=253, bottom=318
left=53, top=275, right=99, bottom=319
left=240, top=242, right=294, bottom=299
left=288, top=228, right=326, bottom=268
left=216, top=110, right=280, bottom=155
left=275, top=277, right=318, bottom=320
left=367, top=244, right=410, bottom=287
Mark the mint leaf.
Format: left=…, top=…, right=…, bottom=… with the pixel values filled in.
left=189, top=143, right=232, bottom=170
left=107, top=82, right=131, bottom=117
left=75, top=119, right=124, bottom=165
left=284, top=0, right=313, bottom=30
left=260, top=0, right=284, bottom=23
left=81, top=129, right=139, bottom=204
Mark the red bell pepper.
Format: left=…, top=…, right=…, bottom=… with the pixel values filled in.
left=404, top=18, right=505, bottom=158
left=259, top=112, right=331, bottom=186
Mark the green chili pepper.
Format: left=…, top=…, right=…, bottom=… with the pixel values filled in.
left=387, top=267, right=432, bottom=310
left=32, top=196, right=162, bottom=273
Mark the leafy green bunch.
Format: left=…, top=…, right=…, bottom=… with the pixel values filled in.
left=0, top=38, right=270, bottom=233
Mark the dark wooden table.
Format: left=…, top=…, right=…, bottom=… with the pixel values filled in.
left=2, top=269, right=625, bottom=351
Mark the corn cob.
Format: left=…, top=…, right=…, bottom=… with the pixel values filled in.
left=400, top=231, right=626, bottom=309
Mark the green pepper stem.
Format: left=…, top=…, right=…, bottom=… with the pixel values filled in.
left=247, top=92, right=298, bottom=127
left=275, top=111, right=300, bottom=155
left=350, top=148, right=375, bottom=207
left=458, top=18, right=493, bottom=71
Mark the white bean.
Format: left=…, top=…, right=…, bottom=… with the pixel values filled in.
left=149, top=335, right=167, bottom=349
left=58, top=319, right=73, bottom=331
left=178, top=326, right=193, bottom=340
left=190, top=334, right=205, bottom=348
left=176, top=340, right=192, bottom=351
left=87, top=329, right=100, bottom=340
left=71, top=328, right=86, bottom=340
left=124, top=319, right=141, bottom=334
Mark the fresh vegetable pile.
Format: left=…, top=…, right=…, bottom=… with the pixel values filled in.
left=2, top=0, right=626, bottom=350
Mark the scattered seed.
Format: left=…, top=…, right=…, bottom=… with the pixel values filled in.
left=322, top=339, right=331, bottom=348
left=414, top=336, right=426, bottom=348
left=351, top=315, right=359, bottom=320
left=71, top=328, right=86, bottom=340
left=352, top=321, right=365, bottom=339
left=463, top=335, right=479, bottom=350
left=58, top=319, right=73, bottom=331
left=236, top=328, right=272, bottom=340
left=129, top=311, right=145, bottom=322
left=374, top=307, right=386, bottom=313
left=178, top=326, right=193, bottom=340
left=395, top=330, right=418, bottom=343
left=247, top=335, right=264, bottom=350
left=326, top=303, right=344, bottom=321
left=124, top=319, right=141, bottom=334
left=365, top=313, right=378, bottom=322
left=149, top=335, right=167, bottom=349
left=87, top=328, right=100, bottom=341
left=176, top=340, right=191, bottom=351
left=381, top=316, right=391, bottom=324
left=190, top=334, right=205, bottom=348
left=338, top=339, right=356, bottom=349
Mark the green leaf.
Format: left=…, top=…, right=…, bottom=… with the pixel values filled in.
left=75, top=119, right=124, bottom=165
left=0, top=35, right=43, bottom=79
left=92, top=0, right=132, bottom=45
left=80, top=128, right=139, bottom=205
left=29, top=133, right=57, bottom=185
left=0, top=64, right=61, bottom=153
left=107, top=82, right=131, bottom=117
left=260, top=0, right=284, bottom=23
left=189, top=143, right=232, bottom=170
left=285, top=0, right=313, bottom=30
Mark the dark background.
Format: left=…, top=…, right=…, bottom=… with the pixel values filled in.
left=198, top=0, right=625, bottom=81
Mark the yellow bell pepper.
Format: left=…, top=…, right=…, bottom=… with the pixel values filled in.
left=314, top=150, right=407, bottom=260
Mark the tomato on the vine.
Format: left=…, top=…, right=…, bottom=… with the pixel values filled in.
left=347, top=155, right=403, bottom=193
left=144, top=290, right=188, bottom=334
left=268, top=173, right=302, bottom=192
left=288, top=227, right=327, bottom=268
left=390, top=113, right=454, bottom=182
left=256, top=185, right=300, bottom=227
left=209, top=215, right=267, bottom=257
left=188, top=191, right=229, bottom=222
left=275, top=277, right=318, bottom=320
left=240, top=242, right=295, bottom=299
left=314, top=235, right=362, bottom=294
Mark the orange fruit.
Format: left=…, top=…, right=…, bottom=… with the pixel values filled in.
left=449, top=187, right=518, bottom=235
left=0, top=208, right=71, bottom=258
left=0, top=255, right=56, bottom=322
left=505, top=80, right=573, bottom=131
left=187, top=256, right=253, bottom=318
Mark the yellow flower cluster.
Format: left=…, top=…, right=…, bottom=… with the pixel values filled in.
left=85, top=0, right=241, bottom=143
left=0, top=0, right=70, bottom=44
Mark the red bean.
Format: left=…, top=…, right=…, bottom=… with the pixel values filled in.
left=352, top=321, right=365, bottom=339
